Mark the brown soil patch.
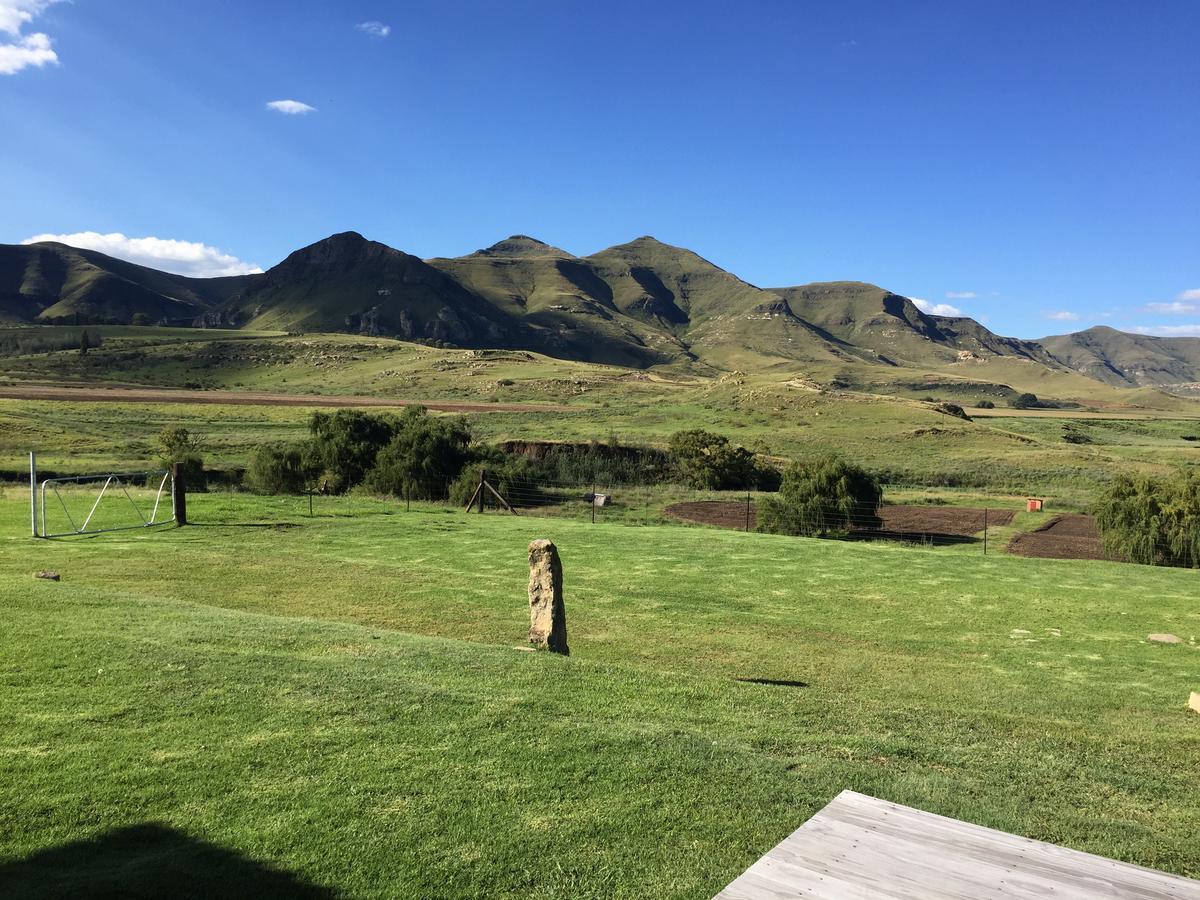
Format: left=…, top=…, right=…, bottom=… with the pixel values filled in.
left=664, top=500, right=1014, bottom=542
left=1007, top=514, right=1111, bottom=561
left=0, top=383, right=570, bottom=414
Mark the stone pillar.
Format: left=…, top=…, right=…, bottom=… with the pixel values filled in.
left=528, top=539, right=568, bottom=655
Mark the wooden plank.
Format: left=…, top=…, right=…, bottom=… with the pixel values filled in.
left=715, top=791, right=1200, bottom=899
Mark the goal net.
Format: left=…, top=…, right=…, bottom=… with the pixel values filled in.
left=32, top=464, right=175, bottom=538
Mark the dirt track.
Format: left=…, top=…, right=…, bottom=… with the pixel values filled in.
left=0, top=383, right=571, bottom=414
left=1007, top=514, right=1110, bottom=561
left=664, top=500, right=1014, bottom=540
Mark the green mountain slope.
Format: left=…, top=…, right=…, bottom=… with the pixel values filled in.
left=3, top=233, right=1200, bottom=402
left=427, top=236, right=686, bottom=367
left=0, top=242, right=252, bottom=324
left=1040, top=326, right=1200, bottom=390
left=774, top=282, right=1059, bottom=368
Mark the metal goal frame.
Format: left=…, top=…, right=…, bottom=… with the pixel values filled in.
left=29, top=452, right=177, bottom=538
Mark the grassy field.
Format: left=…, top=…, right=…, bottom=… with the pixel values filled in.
left=1, top=490, right=1197, bottom=897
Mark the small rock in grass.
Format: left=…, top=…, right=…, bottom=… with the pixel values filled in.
left=35, top=571, right=60, bottom=582
left=1148, top=633, right=1183, bottom=644
left=1010, top=628, right=1030, bottom=636
left=1190, top=692, right=1200, bottom=715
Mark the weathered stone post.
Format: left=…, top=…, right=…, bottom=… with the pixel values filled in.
left=528, top=539, right=568, bottom=655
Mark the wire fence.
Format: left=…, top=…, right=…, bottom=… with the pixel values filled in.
left=15, top=462, right=1183, bottom=565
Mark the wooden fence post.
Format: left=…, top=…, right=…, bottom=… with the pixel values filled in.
left=172, top=462, right=188, bottom=526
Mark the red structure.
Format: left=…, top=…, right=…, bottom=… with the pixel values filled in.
left=1026, top=497, right=1045, bottom=513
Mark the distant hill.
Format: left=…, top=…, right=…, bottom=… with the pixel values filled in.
left=3, top=233, right=1199, bottom=398
left=0, top=242, right=251, bottom=325
left=1039, top=326, right=1200, bottom=391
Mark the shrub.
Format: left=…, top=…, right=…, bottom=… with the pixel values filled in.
left=932, top=402, right=970, bottom=421
left=308, top=410, right=401, bottom=492
left=157, top=426, right=206, bottom=490
left=1010, top=392, right=1040, bottom=409
left=668, top=429, right=768, bottom=490
left=365, top=408, right=472, bottom=500
left=977, top=400, right=995, bottom=409
left=245, top=443, right=320, bottom=494
left=758, top=455, right=882, bottom=536
left=131, top=313, right=153, bottom=326
left=1094, top=470, right=1200, bottom=567
left=448, top=456, right=543, bottom=509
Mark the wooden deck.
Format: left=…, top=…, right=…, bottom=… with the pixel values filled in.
left=714, top=791, right=1200, bottom=899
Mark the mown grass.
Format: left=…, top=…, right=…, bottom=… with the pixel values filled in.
left=1, top=490, right=1197, bottom=898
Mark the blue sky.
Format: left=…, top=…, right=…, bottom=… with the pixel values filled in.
left=1, top=0, right=1197, bottom=338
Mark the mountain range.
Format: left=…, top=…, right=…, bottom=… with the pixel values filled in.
left=3, top=232, right=1198, bottom=396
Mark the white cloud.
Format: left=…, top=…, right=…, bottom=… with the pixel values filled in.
left=945, top=291, right=977, bottom=299
left=910, top=297, right=963, bottom=317
left=356, top=21, right=390, bottom=38
left=1132, top=325, right=1200, bottom=338
left=266, top=99, right=316, bottom=115
left=1175, top=288, right=1200, bottom=302
left=22, top=231, right=263, bottom=278
left=1147, top=301, right=1198, bottom=315
left=0, top=0, right=59, bottom=75
left=1043, top=310, right=1080, bottom=322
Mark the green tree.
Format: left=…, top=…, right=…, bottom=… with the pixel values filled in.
left=79, top=329, right=92, bottom=356
left=1011, top=392, right=1040, bottom=409
left=245, top=442, right=321, bottom=494
left=1094, top=470, right=1200, bottom=567
left=157, top=426, right=205, bottom=489
left=366, top=408, right=472, bottom=500
left=758, top=455, right=882, bottom=536
left=668, top=429, right=760, bottom=490
left=308, top=409, right=401, bottom=492
left=131, top=312, right=153, bottom=326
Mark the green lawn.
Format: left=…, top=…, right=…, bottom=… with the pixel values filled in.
left=0, top=490, right=1197, bottom=898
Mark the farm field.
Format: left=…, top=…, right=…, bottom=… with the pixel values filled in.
left=0, top=490, right=1197, bottom=898
left=3, top=327, right=1200, bottom=499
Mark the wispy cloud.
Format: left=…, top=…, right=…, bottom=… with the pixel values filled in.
left=1043, top=310, right=1080, bottom=322
left=266, top=99, right=316, bottom=115
left=1175, top=288, right=1200, bottom=302
left=0, top=0, right=60, bottom=75
left=22, top=231, right=263, bottom=277
left=945, top=291, right=977, bottom=300
left=910, top=297, right=963, bottom=317
left=1147, top=301, right=1198, bottom=315
left=1132, top=325, right=1200, bottom=338
left=356, top=21, right=391, bottom=38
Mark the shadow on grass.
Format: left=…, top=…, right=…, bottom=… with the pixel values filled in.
left=0, top=823, right=338, bottom=899
left=189, top=522, right=302, bottom=529
left=736, top=677, right=809, bottom=688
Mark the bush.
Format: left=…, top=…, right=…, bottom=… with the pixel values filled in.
left=308, top=410, right=401, bottom=493
left=1010, top=392, right=1040, bottom=409
left=1094, top=470, right=1200, bottom=567
left=157, top=426, right=206, bottom=490
left=246, top=443, right=320, bottom=494
left=758, top=455, right=882, bottom=536
left=448, top=456, right=543, bottom=509
left=365, top=408, right=472, bottom=500
left=668, top=429, right=772, bottom=490
left=977, top=400, right=995, bottom=409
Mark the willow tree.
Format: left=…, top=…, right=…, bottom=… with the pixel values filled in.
left=758, top=455, right=882, bottom=537
left=1094, top=470, right=1200, bottom=567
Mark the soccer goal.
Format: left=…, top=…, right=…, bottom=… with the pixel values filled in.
left=29, top=452, right=178, bottom=538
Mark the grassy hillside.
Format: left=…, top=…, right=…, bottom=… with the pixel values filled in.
left=1, top=329, right=1198, bottom=499
left=1, top=492, right=1197, bottom=897
left=1041, top=326, right=1200, bottom=393
left=0, top=242, right=252, bottom=324
left=7, top=235, right=1200, bottom=398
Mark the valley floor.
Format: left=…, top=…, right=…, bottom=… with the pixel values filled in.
left=1, top=492, right=1197, bottom=898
